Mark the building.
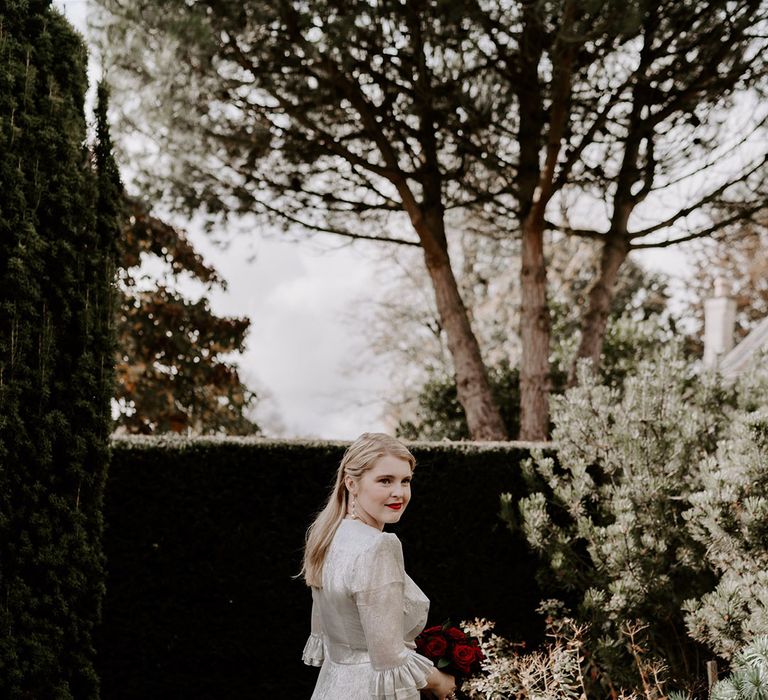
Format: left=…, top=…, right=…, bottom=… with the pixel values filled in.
left=704, top=278, right=768, bottom=379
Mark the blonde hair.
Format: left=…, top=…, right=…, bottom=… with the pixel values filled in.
left=298, top=433, right=416, bottom=588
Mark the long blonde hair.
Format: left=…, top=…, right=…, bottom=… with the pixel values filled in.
left=299, top=432, right=416, bottom=588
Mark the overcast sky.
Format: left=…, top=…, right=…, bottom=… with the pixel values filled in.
left=55, top=0, right=694, bottom=439
left=188, top=230, right=692, bottom=440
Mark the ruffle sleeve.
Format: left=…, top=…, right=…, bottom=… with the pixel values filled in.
left=302, top=632, right=324, bottom=667
left=302, top=587, right=325, bottom=667
left=369, top=649, right=435, bottom=699
left=353, top=534, right=435, bottom=699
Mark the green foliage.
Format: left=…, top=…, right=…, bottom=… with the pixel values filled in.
left=396, top=360, right=535, bottom=441
left=115, top=199, right=259, bottom=435
left=711, top=636, right=768, bottom=700
left=512, top=347, right=732, bottom=691
left=504, top=342, right=768, bottom=691
left=0, top=5, right=118, bottom=697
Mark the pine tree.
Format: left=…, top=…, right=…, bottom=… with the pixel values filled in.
left=0, top=4, right=118, bottom=697
left=711, top=636, right=768, bottom=700
left=92, top=0, right=768, bottom=440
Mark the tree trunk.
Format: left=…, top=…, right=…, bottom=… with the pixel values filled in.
left=519, top=216, right=551, bottom=441
left=417, top=209, right=508, bottom=441
left=569, top=235, right=630, bottom=384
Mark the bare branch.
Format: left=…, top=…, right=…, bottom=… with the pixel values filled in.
left=629, top=154, right=768, bottom=239
left=545, top=219, right=607, bottom=240
left=252, top=195, right=420, bottom=246
left=630, top=206, right=766, bottom=249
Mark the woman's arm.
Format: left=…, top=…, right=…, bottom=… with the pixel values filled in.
left=301, top=588, right=325, bottom=667
left=356, top=580, right=429, bottom=670
left=356, top=580, right=444, bottom=697
left=353, top=536, right=455, bottom=699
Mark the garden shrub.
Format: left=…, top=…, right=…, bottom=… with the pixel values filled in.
left=684, top=399, right=768, bottom=658
left=510, top=344, right=768, bottom=694
left=510, top=347, right=733, bottom=693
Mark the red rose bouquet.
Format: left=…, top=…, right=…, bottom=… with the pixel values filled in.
left=415, top=620, right=485, bottom=695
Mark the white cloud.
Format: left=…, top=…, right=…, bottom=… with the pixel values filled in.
left=187, top=230, right=390, bottom=439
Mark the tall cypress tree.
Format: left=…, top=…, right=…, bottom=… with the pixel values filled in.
left=0, top=2, right=119, bottom=697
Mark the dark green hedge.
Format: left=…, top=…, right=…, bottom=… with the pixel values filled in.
left=97, top=437, right=551, bottom=698
left=0, top=4, right=119, bottom=697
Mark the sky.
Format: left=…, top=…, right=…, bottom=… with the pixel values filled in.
left=55, top=0, right=695, bottom=440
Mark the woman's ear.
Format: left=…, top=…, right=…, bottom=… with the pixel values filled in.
left=344, top=476, right=355, bottom=494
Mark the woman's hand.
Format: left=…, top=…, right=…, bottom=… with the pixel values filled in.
left=422, top=667, right=456, bottom=699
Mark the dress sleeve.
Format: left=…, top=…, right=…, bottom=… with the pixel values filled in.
left=352, top=534, right=435, bottom=700
left=301, top=587, right=325, bottom=667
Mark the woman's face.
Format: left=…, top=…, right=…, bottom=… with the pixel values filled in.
left=347, top=454, right=412, bottom=530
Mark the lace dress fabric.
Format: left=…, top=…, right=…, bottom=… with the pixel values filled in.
left=302, top=518, right=434, bottom=699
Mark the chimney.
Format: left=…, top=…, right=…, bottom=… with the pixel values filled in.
left=703, top=277, right=737, bottom=368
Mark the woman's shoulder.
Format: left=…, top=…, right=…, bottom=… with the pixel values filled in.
left=336, top=520, right=403, bottom=565
left=339, top=519, right=399, bottom=547
left=347, top=527, right=405, bottom=592
left=364, top=529, right=401, bottom=556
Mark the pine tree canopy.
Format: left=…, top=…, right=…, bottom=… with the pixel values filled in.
left=91, top=0, right=768, bottom=439
left=91, top=0, right=768, bottom=245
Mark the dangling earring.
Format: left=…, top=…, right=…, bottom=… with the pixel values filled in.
left=351, top=494, right=358, bottom=519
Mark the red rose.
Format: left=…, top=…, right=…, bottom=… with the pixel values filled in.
left=423, top=635, right=448, bottom=659
left=445, top=627, right=466, bottom=641
left=452, top=644, right=477, bottom=673
left=423, top=625, right=444, bottom=635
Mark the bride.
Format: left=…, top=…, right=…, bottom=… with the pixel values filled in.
left=299, top=432, right=457, bottom=700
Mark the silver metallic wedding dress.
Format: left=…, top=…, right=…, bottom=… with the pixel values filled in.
left=302, top=518, right=435, bottom=699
